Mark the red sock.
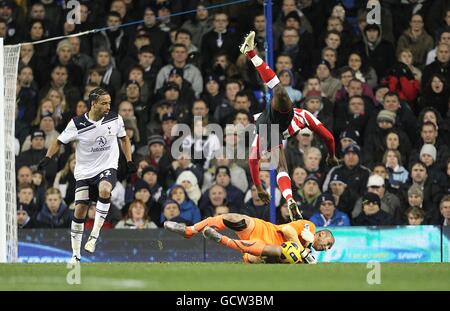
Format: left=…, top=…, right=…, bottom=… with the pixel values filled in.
left=246, top=50, right=279, bottom=88
left=220, top=236, right=266, bottom=256
left=277, top=172, right=293, bottom=201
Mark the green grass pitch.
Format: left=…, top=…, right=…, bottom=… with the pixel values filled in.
left=0, top=263, right=449, bottom=291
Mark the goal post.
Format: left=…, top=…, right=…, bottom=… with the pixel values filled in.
left=0, top=39, right=20, bottom=263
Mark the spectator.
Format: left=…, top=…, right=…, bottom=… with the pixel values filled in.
left=302, top=90, right=333, bottom=132
left=213, top=204, right=230, bottom=217
left=36, top=188, right=72, bottom=228
left=440, top=195, right=450, bottom=226
left=202, top=155, right=248, bottom=194
left=176, top=170, right=202, bottom=205
left=352, top=174, right=401, bottom=219
left=398, top=48, right=422, bottom=82
left=129, top=165, right=164, bottom=204
left=214, top=166, right=245, bottom=212
left=337, top=129, right=361, bottom=159
left=166, top=184, right=201, bottom=225
left=276, top=199, right=291, bottom=225
left=422, top=43, right=450, bottom=89
left=160, top=199, right=192, bottom=225
left=145, top=134, right=171, bottom=187
left=395, top=184, right=426, bottom=225
left=278, top=69, right=302, bottom=104
left=418, top=73, right=450, bottom=118
left=181, top=2, right=213, bottom=49
left=17, top=203, right=37, bottom=229
left=353, top=192, right=393, bottom=226
left=383, top=149, right=409, bottom=190
left=199, top=184, right=235, bottom=218
left=115, top=199, right=157, bottom=229
left=406, top=206, right=426, bottom=226
left=419, top=144, right=446, bottom=183
left=384, top=60, right=420, bottom=106
left=315, top=60, right=340, bottom=103
left=296, top=174, right=322, bottom=220
left=328, top=172, right=359, bottom=217
left=285, top=128, right=315, bottom=173
left=323, top=144, right=371, bottom=196
left=17, top=183, right=39, bottom=218
left=17, top=130, right=57, bottom=184
left=155, top=43, right=203, bottom=97
left=347, top=52, right=378, bottom=89
left=241, top=184, right=270, bottom=221
left=292, top=166, right=308, bottom=193
left=396, top=14, right=434, bottom=67
left=426, top=30, right=450, bottom=65
left=309, top=192, right=350, bottom=227
left=353, top=23, right=395, bottom=81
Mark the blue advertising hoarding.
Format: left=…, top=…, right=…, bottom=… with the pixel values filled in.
left=18, top=226, right=446, bottom=263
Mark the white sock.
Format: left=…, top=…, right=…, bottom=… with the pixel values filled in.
left=71, top=218, right=84, bottom=258
left=90, top=197, right=110, bottom=239
left=250, top=54, right=263, bottom=67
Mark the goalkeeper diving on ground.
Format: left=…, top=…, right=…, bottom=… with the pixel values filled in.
left=164, top=213, right=334, bottom=264
left=240, top=31, right=338, bottom=221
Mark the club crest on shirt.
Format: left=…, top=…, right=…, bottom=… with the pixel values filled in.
left=91, top=136, right=110, bottom=152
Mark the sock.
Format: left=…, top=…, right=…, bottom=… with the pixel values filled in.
left=186, top=216, right=226, bottom=236
left=90, top=197, right=110, bottom=239
left=220, top=235, right=266, bottom=256
left=71, top=217, right=85, bottom=258
left=277, top=172, right=293, bottom=201
left=249, top=144, right=262, bottom=187
left=246, top=50, right=280, bottom=89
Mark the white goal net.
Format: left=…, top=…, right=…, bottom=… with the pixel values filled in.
left=0, top=39, right=20, bottom=262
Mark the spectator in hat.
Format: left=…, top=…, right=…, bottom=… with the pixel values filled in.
left=242, top=184, right=270, bottom=221
left=115, top=199, right=158, bottom=229
left=440, top=195, right=450, bottom=226
left=52, top=39, right=84, bottom=89
left=302, top=89, right=333, bottom=132
left=383, top=149, right=409, bottom=190
left=160, top=199, right=192, bottom=225
left=158, top=81, right=190, bottom=123
left=214, top=165, right=244, bottom=212
left=126, top=165, right=164, bottom=205
left=337, top=129, right=361, bottom=159
left=122, top=179, right=162, bottom=225
left=328, top=172, right=359, bottom=217
left=155, top=43, right=203, bottom=97
left=17, top=129, right=57, bottom=184
left=353, top=192, right=393, bottom=226
left=363, top=109, right=402, bottom=167
left=295, top=174, right=322, bottom=220
left=146, top=100, right=174, bottom=140
left=158, top=112, right=177, bottom=150
left=166, top=66, right=196, bottom=108
left=165, top=184, right=201, bottom=224
left=36, top=187, right=72, bottom=228
left=168, top=149, right=203, bottom=188
left=352, top=174, right=401, bottom=219
left=323, top=144, right=371, bottom=196
left=352, top=23, right=395, bottom=80
left=17, top=203, right=37, bottom=229
left=315, top=59, right=341, bottom=102
left=145, top=134, right=171, bottom=187
left=201, top=77, right=223, bottom=119
left=419, top=144, right=447, bottom=184
left=117, top=65, right=151, bottom=105
left=309, top=192, right=350, bottom=227
left=394, top=184, right=427, bottom=225
left=409, top=122, right=450, bottom=171
left=176, top=170, right=202, bottom=205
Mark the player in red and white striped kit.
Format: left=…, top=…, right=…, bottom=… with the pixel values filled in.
left=240, top=31, right=338, bottom=221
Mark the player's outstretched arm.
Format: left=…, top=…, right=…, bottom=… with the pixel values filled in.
left=280, top=225, right=303, bottom=251
left=38, top=139, right=62, bottom=170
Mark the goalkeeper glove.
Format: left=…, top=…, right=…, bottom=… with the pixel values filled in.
left=300, top=248, right=317, bottom=264
left=37, top=156, right=52, bottom=171
left=127, top=161, right=137, bottom=175
left=301, top=228, right=315, bottom=244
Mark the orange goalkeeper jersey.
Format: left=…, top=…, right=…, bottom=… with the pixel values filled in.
left=248, top=218, right=316, bottom=247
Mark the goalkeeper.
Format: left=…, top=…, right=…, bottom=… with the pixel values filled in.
left=164, top=213, right=334, bottom=264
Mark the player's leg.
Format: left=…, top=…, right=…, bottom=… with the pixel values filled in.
left=85, top=170, right=115, bottom=253
left=203, top=226, right=282, bottom=259
left=240, top=31, right=293, bottom=113
left=276, top=147, right=302, bottom=220
left=165, top=213, right=253, bottom=238
left=70, top=180, right=91, bottom=263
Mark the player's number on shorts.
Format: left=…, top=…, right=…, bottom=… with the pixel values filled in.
left=100, top=170, right=112, bottom=179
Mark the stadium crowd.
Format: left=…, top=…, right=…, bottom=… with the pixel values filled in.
left=10, top=0, right=450, bottom=230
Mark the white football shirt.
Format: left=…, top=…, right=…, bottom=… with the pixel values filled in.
left=58, top=112, right=126, bottom=180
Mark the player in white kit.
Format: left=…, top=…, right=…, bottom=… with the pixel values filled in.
left=38, top=87, right=136, bottom=263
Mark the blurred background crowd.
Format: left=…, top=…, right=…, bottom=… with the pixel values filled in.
left=10, top=0, right=450, bottom=230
